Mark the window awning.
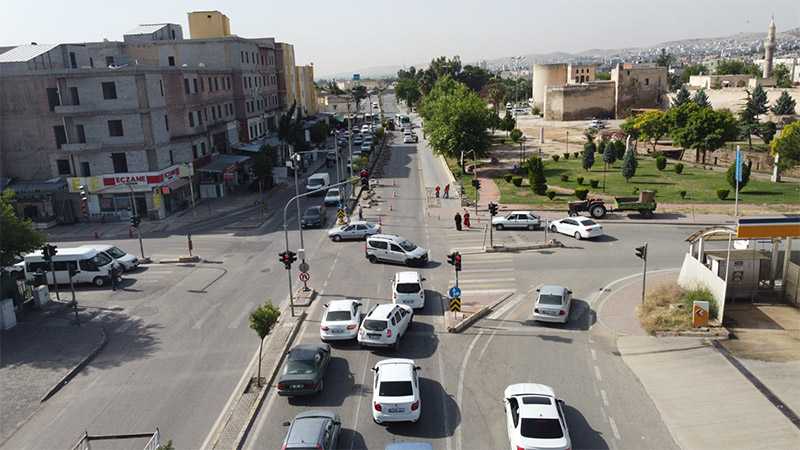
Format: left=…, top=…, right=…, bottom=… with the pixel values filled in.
left=167, top=178, right=190, bottom=190
left=196, top=154, right=251, bottom=173
left=233, top=137, right=280, bottom=152
left=3, top=179, right=67, bottom=197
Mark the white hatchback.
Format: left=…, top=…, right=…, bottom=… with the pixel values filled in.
left=358, top=303, right=413, bottom=350
left=372, top=358, right=421, bottom=424
left=320, top=300, right=362, bottom=341
left=392, top=271, right=426, bottom=309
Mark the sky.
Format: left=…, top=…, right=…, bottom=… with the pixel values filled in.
left=2, top=0, right=799, bottom=78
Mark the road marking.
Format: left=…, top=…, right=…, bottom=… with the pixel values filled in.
left=436, top=329, right=454, bottom=450
left=456, top=329, right=485, bottom=450
left=592, top=349, right=597, bottom=360
left=448, top=277, right=516, bottom=284
left=228, top=302, right=254, bottom=328
left=114, top=318, right=137, bottom=334
left=454, top=267, right=514, bottom=274
left=458, top=288, right=515, bottom=295
left=595, top=365, right=602, bottom=381
left=193, top=303, right=221, bottom=330
left=601, top=389, right=609, bottom=407
left=609, top=417, right=621, bottom=440
left=350, top=341, right=372, bottom=450
left=84, top=375, right=102, bottom=392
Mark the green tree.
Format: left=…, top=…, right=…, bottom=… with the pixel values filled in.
left=692, top=89, right=711, bottom=108
left=771, top=121, right=800, bottom=168
left=772, top=63, right=792, bottom=88
left=603, top=141, right=617, bottom=165
left=726, top=160, right=751, bottom=192
left=395, top=77, right=421, bottom=108
left=760, top=121, right=777, bottom=144
left=510, top=128, right=522, bottom=143
left=418, top=75, right=493, bottom=159
left=621, top=146, right=637, bottom=182
left=250, top=301, right=280, bottom=386
left=614, top=139, right=626, bottom=160
left=309, top=122, right=330, bottom=146
left=525, top=156, right=548, bottom=195
left=771, top=91, right=797, bottom=115
left=486, top=78, right=507, bottom=113
left=672, top=85, right=692, bottom=108
left=489, top=111, right=501, bottom=135
left=668, top=103, right=739, bottom=165
left=677, top=64, right=709, bottom=86
left=1, top=190, right=47, bottom=268
left=500, top=110, right=516, bottom=136
left=633, top=110, right=668, bottom=152
left=596, top=72, right=611, bottom=80
left=582, top=142, right=596, bottom=171
left=458, top=65, right=492, bottom=93
left=349, top=85, right=368, bottom=104
left=739, top=84, right=770, bottom=150
left=251, top=145, right=280, bottom=188
left=619, top=116, right=641, bottom=150
left=656, top=48, right=675, bottom=68
left=716, top=60, right=762, bottom=78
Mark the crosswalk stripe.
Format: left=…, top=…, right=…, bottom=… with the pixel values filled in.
left=457, top=288, right=515, bottom=295
left=455, top=268, right=514, bottom=274
left=193, top=304, right=222, bottom=330
left=114, top=318, right=137, bottom=334
left=449, top=277, right=516, bottom=284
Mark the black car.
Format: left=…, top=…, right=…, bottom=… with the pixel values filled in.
left=277, top=343, right=331, bottom=396
left=301, top=205, right=327, bottom=228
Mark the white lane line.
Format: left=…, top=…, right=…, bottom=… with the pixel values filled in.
left=448, top=277, right=516, bottom=284
left=595, top=366, right=602, bottom=381
left=245, top=383, right=277, bottom=450
left=193, top=303, right=221, bottom=330
left=83, top=375, right=102, bottom=392
left=350, top=344, right=372, bottom=450
left=228, top=302, right=254, bottom=328
left=92, top=310, right=113, bottom=322
left=458, top=288, right=515, bottom=295
left=591, top=349, right=597, bottom=360
left=114, top=318, right=136, bottom=334
left=456, top=330, right=485, bottom=450
left=601, top=389, right=609, bottom=407
left=454, top=267, right=514, bottom=274
left=436, top=330, right=454, bottom=450
left=609, top=417, right=621, bottom=440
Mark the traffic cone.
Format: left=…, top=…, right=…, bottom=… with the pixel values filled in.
left=94, top=231, right=99, bottom=239
left=379, top=216, right=382, bottom=226
left=393, top=191, right=396, bottom=197
left=389, top=203, right=393, bottom=211
left=393, top=179, right=396, bottom=187
left=438, top=215, right=440, bottom=221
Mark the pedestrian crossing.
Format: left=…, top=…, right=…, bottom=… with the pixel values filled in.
left=445, top=228, right=517, bottom=297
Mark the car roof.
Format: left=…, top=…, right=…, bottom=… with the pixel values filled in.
left=289, top=343, right=327, bottom=360
left=504, top=383, right=557, bottom=400
left=327, top=299, right=359, bottom=311
left=369, top=234, right=402, bottom=242
left=286, top=410, right=339, bottom=446
left=509, top=211, right=531, bottom=215
left=368, top=303, right=398, bottom=317
left=375, top=358, right=417, bottom=381
left=395, top=271, right=421, bottom=283
left=539, top=285, right=568, bottom=295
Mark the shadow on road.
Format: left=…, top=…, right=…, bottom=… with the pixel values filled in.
left=288, top=357, right=353, bottom=408
left=563, top=404, right=610, bottom=449
left=383, top=377, right=459, bottom=439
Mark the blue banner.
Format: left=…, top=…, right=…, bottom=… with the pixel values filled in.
left=735, top=150, right=742, bottom=182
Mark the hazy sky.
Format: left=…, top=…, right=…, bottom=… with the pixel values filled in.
left=2, top=0, right=798, bottom=77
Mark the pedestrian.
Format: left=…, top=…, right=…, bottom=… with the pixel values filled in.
left=463, top=210, right=471, bottom=228
left=357, top=204, right=363, bottom=221
left=454, top=212, right=462, bottom=231
left=111, top=265, right=118, bottom=291
left=435, top=185, right=440, bottom=198
left=747, top=159, right=753, bottom=171
left=444, top=184, right=450, bottom=198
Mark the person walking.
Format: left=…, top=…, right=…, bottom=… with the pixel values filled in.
left=111, top=265, right=119, bottom=291
left=435, top=185, right=440, bottom=198
left=444, top=184, right=450, bottom=198
left=357, top=204, right=363, bottom=221
left=463, top=210, right=471, bottom=228
left=454, top=212, right=462, bottom=231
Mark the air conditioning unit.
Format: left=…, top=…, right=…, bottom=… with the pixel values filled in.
left=32, top=285, right=51, bottom=307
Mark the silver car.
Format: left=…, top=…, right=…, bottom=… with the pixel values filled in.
left=492, top=211, right=541, bottom=231
left=328, top=221, right=381, bottom=241
left=282, top=410, right=341, bottom=450
left=533, top=285, right=572, bottom=324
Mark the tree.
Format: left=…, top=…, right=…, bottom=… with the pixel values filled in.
left=582, top=142, right=596, bottom=171
left=525, top=156, right=548, bottom=195
left=486, top=79, right=506, bottom=112
left=510, top=129, right=523, bottom=143
left=668, top=103, right=739, bottom=165
left=500, top=110, right=516, bottom=136
left=692, top=89, right=711, bottom=108
left=677, top=64, right=709, bottom=86
left=458, top=65, right=491, bottom=93
left=621, top=146, right=637, bottom=182
left=349, top=85, right=368, bottom=104
left=309, top=122, right=330, bottom=146
left=739, top=84, right=770, bottom=150
left=614, top=139, right=626, bottom=160
left=582, top=127, right=599, bottom=143
left=633, top=110, right=668, bottom=152
left=716, top=60, right=762, bottom=78
left=619, top=116, right=641, bottom=150
left=603, top=141, right=617, bottom=165
left=251, top=145, right=280, bottom=188
left=772, top=63, right=792, bottom=88
left=726, top=161, right=751, bottom=192
left=418, top=75, right=493, bottom=159
left=771, top=91, right=797, bottom=115
left=760, top=122, right=777, bottom=144
left=1, top=190, right=47, bottom=268
left=672, top=86, right=692, bottom=108
left=656, top=48, right=675, bottom=68
left=489, top=111, right=501, bottom=135
left=249, top=301, right=280, bottom=387
left=395, top=77, right=421, bottom=109
left=771, top=121, right=800, bottom=168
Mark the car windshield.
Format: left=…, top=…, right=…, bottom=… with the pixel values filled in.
left=304, top=210, right=320, bottom=218
left=520, top=418, right=564, bottom=439
left=398, top=239, right=417, bottom=252
left=90, top=253, right=112, bottom=267
left=396, top=283, right=421, bottom=294
left=538, top=294, right=564, bottom=306
left=362, top=319, right=387, bottom=331
left=105, top=247, right=126, bottom=258
left=284, top=359, right=315, bottom=375
left=327, top=189, right=339, bottom=196
left=379, top=381, right=413, bottom=396
left=325, top=310, right=352, bottom=321
left=364, top=222, right=376, bottom=229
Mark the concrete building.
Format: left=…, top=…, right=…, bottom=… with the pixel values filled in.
left=0, top=17, right=294, bottom=225
left=277, top=42, right=300, bottom=109
left=188, top=11, right=232, bottom=39
left=295, top=64, right=317, bottom=116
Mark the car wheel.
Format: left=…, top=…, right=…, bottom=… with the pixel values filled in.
left=368, top=255, right=378, bottom=264
left=550, top=224, right=558, bottom=232
left=574, top=232, right=582, bottom=240
left=527, top=224, right=535, bottom=231
left=393, top=338, right=401, bottom=351
left=318, top=379, right=324, bottom=393
left=404, top=259, right=412, bottom=267
left=496, top=224, right=504, bottom=230
left=364, top=234, right=373, bottom=240
left=93, top=277, right=106, bottom=287
left=332, top=235, right=342, bottom=242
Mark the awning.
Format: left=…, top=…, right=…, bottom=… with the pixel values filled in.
left=167, top=178, right=190, bottom=190
left=196, top=154, right=251, bottom=173
left=91, top=184, right=153, bottom=194
left=233, top=137, right=280, bottom=152
left=3, top=179, right=67, bottom=197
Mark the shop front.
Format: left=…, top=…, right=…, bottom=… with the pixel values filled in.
left=195, top=154, right=251, bottom=198
left=2, top=179, right=70, bottom=227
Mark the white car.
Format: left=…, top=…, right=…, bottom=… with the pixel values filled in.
left=361, top=142, right=372, bottom=152
left=549, top=217, right=603, bottom=240
left=391, top=271, right=426, bottom=309
left=504, top=383, right=571, bottom=450
left=324, top=188, right=342, bottom=206
left=403, top=134, right=415, bottom=144
left=320, top=299, right=363, bottom=341
left=589, top=119, right=606, bottom=129
left=372, top=358, right=421, bottom=424
left=492, top=211, right=540, bottom=231
left=81, top=244, right=139, bottom=272
left=353, top=136, right=363, bottom=145
left=372, top=101, right=379, bottom=109
left=358, top=303, right=413, bottom=350
left=533, top=285, right=572, bottom=323
left=361, top=125, right=371, bottom=133
left=328, top=221, right=381, bottom=241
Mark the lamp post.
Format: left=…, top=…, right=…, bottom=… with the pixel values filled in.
left=566, top=131, right=569, bottom=155
left=513, top=56, right=525, bottom=110
left=461, top=150, right=478, bottom=214
left=125, top=184, right=145, bottom=259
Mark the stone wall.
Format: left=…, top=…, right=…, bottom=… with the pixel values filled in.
left=666, top=87, right=800, bottom=114
left=544, top=82, right=615, bottom=121
left=613, top=65, right=668, bottom=117
left=533, top=64, right=567, bottom=110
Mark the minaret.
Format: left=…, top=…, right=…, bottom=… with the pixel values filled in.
left=764, top=17, right=776, bottom=78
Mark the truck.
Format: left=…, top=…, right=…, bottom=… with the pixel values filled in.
left=567, top=190, right=657, bottom=219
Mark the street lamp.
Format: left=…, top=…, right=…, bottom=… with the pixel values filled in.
left=125, top=183, right=146, bottom=260
left=513, top=56, right=525, bottom=110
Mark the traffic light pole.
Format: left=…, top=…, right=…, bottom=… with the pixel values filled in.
left=639, top=242, right=648, bottom=304
left=126, top=184, right=146, bottom=259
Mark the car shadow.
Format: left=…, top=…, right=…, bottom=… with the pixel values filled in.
left=411, top=291, right=440, bottom=317
left=591, top=234, right=618, bottom=243
left=338, top=428, right=367, bottom=449
left=383, top=377, right=459, bottom=439
left=288, top=356, right=353, bottom=407
left=562, top=404, right=609, bottom=449
left=370, top=321, right=438, bottom=359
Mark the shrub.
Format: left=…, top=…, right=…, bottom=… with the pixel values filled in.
left=573, top=151, right=579, bottom=158
left=575, top=187, right=589, bottom=200
left=512, top=176, right=523, bottom=187
left=576, top=176, right=584, bottom=185
left=656, top=155, right=667, bottom=171
left=503, top=173, right=513, bottom=182
left=726, top=162, right=751, bottom=192
left=552, top=154, right=560, bottom=162
left=589, top=179, right=599, bottom=188
left=560, top=174, right=569, bottom=182
left=563, top=152, right=570, bottom=159
left=674, top=163, right=684, bottom=174
left=682, top=286, right=719, bottom=320
left=652, top=150, right=665, bottom=158
left=546, top=189, right=556, bottom=200
left=716, top=188, right=730, bottom=200
left=632, top=186, right=639, bottom=194
left=679, top=190, right=687, bottom=199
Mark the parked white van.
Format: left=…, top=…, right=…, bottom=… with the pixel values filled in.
left=24, top=247, right=118, bottom=287
left=306, top=173, right=331, bottom=195
left=81, top=244, right=139, bottom=272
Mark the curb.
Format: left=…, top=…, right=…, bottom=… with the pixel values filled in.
left=485, top=241, right=563, bottom=252
left=234, top=310, right=307, bottom=448
left=448, top=292, right=514, bottom=333
left=158, top=256, right=201, bottom=264
left=654, top=329, right=731, bottom=339
left=41, top=325, right=107, bottom=402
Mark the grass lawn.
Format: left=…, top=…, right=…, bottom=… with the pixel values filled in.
left=495, top=156, right=800, bottom=206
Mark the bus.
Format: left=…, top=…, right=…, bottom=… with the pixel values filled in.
left=395, top=114, right=411, bottom=129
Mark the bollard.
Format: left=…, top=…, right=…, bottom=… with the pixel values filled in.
left=393, top=179, right=396, bottom=187
left=129, top=227, right=133, bottom=238
left=379, top=217, right=382, bottom=225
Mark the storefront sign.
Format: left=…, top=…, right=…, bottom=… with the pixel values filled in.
left=67, top=165, right=191, bottom=193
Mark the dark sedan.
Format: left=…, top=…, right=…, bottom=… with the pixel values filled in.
left=301, top=205, right=327, bottom=228
left=277, top=343, right=331, bottom=396
left=282, top=410, right=340, bottom=450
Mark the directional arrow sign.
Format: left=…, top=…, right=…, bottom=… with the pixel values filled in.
left=449, top=286, right=461, bottom=298
left=450, top=297, right=461, bottom=312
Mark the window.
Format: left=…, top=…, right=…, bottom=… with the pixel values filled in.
left=69, top=52, right=77, bottom=68
left=168, top=56, right=175, bottom=66
left=645, top=78, right=650, bottom=86
left=208, top=78, right=213, bottom=91
left=184, top=79, right=190, bottom=94
left=105, top=56, right=114, bottom=67
left=192, top=144, right=198, bottom=159
left=214, top=77, right=219, bottom=91
left=164, top=115, right=169, bottom=131
left=169, top=150, right=174, bottom=166
left=159, top=80, right=164, bottom=96
left=53, top=125, right=67, bottom=149
left=107, top=120, right=123, bottom=137
left=89, top=56, right=94, bottom=68
left=76, top=124, right=86, bottom=143
left=201, top=142, right=206, bottom=155
left=46, top=87, right=60, bottom=111
left=81, top=162, right=91, bottom=177
left=56, top=159, right=71, bottom=175
left=102, top=82, right=117, bottom=99
left=211, top=107, right=216, bottom=120
left=188, top=112, right=195, bottom=127
left=193, top=79, right=198, bottom=93
left=241, top=51, right=244, bottom=63
left=111, top=153, right=128, bottom=173
left=217, top=105, right=222, bottom=117
left=197, top=110, right=203, bottom=125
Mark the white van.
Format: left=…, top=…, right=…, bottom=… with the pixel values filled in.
left=81, top=244, right=139, bottom=272
left=392, top=271, right=426, bottom=309
left=365, top=234, right=428, bottom=267
left=306, top=173, right=330, bottom=194
left=24, top=247, right=118, bottom=287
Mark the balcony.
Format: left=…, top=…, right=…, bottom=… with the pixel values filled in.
left=61, top=142, right=103, bottom=152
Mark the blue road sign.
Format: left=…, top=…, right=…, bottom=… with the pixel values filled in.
left=735, top=150, right=743, bottom=182
left=353, top=74, right=360, bottom=81
left=449, top=286, right=462, bottom=298
left=337, top=202, right=343, bottom=210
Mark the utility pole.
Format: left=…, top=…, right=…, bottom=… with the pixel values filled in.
left=126, top=184, right=145, bottom=260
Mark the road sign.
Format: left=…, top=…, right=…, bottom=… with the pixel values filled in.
left=692, top=301, right=709, bottom=327
left=298, top=261, right=309, bottom=272
left=449, top=286, right=461, bottom=298
left=735, top=150, right=743, bottom=181
left=337, top=209, right=345, bottom=219
left=299, top=272, right=310, bottom=282
left=337, top=202, right=343, bottom=211
left=450, top=297, right=461, bottom=312
left=353, top=74, right=360, bottom=81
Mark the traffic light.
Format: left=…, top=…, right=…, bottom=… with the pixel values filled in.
left=635, top=244, right=648, bottom=260
left=488, top=202, right=498, bottom=216
left=360, top=170, right=368, bottom=186
left=42, top=244, right=58, bottom=262
left=130, top=215, right=141, bottom=228
left=454, top=253, right=462, bottom=272
left=471, top=179, right=481, bottom=190
left=287, top=251, right=297, bottom=264
left=79, top=185, right=87, bottom=203
left=447, top=252, right=457, bottom=267
left=280, top=251, right=297, bottom=269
